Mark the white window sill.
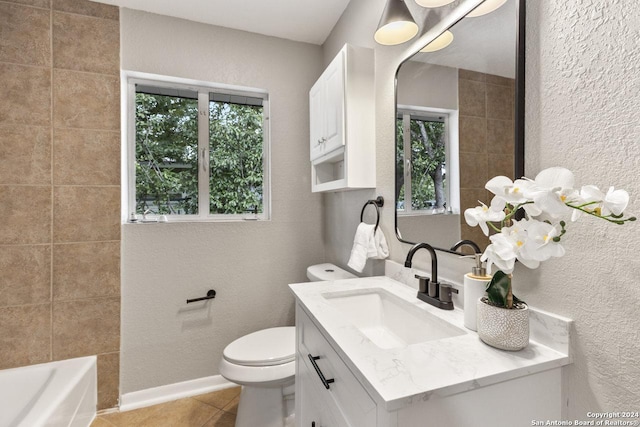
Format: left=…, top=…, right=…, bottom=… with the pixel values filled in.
left=123, top=215, right=268, bottom=224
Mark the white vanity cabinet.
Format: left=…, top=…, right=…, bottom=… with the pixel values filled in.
left=309, top=44, right=375, bottom=192
left=294, top=297, right=566, bottom=427
left=296, top=305, right=377, bottom=427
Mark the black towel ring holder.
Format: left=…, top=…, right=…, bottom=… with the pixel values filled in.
left=360, top=196, right=384, bottom=231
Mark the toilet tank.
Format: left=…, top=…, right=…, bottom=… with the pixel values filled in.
left=306, top=263, right=356, bottom=281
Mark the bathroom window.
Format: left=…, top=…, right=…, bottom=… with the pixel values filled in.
left=126, top=76, right=270, bottom=221
left=396, top=109, right=451, bottom=215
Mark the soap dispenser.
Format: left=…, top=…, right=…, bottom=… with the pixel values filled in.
left=464, top=254, right=492, bottom=331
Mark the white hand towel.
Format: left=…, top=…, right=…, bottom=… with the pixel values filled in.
left=347, top=223, right=376, bottom=273
left=367, top=227, right=389, bottom=259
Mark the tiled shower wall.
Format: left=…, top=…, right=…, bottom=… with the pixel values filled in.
left=458, top=69, right=515, bottom=249
left=0, top=0, right=120, bottom=409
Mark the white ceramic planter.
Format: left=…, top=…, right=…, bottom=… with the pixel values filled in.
left=476, top=299, right=529, bottom=351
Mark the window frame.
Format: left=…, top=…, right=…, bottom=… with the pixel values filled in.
left=123, top=71, right=271, bottom=223
left=396, top=105, right=457, bottom=217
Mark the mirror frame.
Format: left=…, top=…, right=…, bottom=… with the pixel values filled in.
left=393, top=0, right=526, bottom=254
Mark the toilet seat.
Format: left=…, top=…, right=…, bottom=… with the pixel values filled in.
left=219, top=327, right=296, bottom=387
left=219, top=358, right=295, bottom=387
left=223, top=327, right=295, bottom=367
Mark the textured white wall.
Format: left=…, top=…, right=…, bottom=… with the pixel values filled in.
left=323, top=0, right=640, bottom=417
left=522, top=0, right=640, bottom=415
left=119, top=9, right=325, bottom=393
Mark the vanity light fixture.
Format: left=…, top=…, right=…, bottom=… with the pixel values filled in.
left=415, top=0, right=455, bottom=7
left=420, top=30, right=454, bottom=52
left=467, top=0, right=508, bottom=17
left=374, top=0, right=419, bottom=45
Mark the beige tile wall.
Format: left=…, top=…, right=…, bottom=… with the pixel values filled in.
left=0, top=0, right=121, bottom=410
left=458, top=69, right=515, bottom=250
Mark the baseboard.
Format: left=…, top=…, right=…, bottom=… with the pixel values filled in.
left=119, top=375, right=237, bottom=412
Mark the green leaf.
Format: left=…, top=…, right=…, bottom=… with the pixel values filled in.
left=486, top=270, right=511, bottom=308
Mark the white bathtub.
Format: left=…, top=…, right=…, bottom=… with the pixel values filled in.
left=0, top=356, right=97, bottom=427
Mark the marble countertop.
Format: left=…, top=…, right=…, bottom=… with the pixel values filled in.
left=289, top=275, right=572, bottom=411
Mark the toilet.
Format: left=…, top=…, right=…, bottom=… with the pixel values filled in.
left=219, top=263, right=356, bottom=427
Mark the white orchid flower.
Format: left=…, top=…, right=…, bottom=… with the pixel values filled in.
left=519, top=219, right=565, bottom=262
left=571, top=185, right=630, bottom=221
left=571, top=185, right=605, bottom=221
left=604, top=187, right=629, bottom=215
left=481, top=243, right=515, bottom=274
left=486, top=176, right=542, bottom=217
left=481, top=219, right=533, bottom=273
left=464, top=202, right=505, bottom=236
left=486, top=176, right=529, bottom=203
left=469, top=167, right=633, bottom=278
left=524, top=167, right=578, bottom=216
left=571, top=185, right=601, bottom=221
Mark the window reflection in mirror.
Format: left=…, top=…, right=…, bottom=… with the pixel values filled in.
left=395, top=0, right=523, bottom=251
left=396, top=110, right=451, bottom=215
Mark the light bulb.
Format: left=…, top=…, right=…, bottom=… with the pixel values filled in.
left=375, top=21, right=420, bottom=45
left=415, top=0, right=455, bottom=7
left=375, top=0, right=420, bottom=45
left=420, top=30, right=454, bottom=52
left=467, top=0, right=508, bottom=17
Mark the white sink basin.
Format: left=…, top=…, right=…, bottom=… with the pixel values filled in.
left=322, top=288, right=465, bottom=349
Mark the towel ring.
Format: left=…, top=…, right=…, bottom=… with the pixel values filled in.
left=360, top=196, right=384, bottom=231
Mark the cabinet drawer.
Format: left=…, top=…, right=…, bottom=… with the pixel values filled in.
left=297, top=305, right=377, bottom=427
left=298, top=355, right=350, bottom=427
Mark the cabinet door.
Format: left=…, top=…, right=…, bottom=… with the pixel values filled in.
left=309, top=78, right=325, bottom=161
left=322, top=50, right=345, bottom=154
left=309, top=49, right=345, bottom=161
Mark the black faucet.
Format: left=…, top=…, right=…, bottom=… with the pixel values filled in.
left=404, top=242, right=438, bottom=284
left=404, top=242, right=457, bottom=310
left=450, top=239, right=481, bottom=255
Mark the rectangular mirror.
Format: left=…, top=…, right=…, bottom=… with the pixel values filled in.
left=395, top=0, right=525, bottom=252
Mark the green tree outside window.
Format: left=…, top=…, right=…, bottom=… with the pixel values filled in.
left=396, top=113, right=447, bottom=212
left=135, top=89, right=265, bottom=217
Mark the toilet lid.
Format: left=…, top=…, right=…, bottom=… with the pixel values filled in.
left=223, top=327, right=295, bottom=367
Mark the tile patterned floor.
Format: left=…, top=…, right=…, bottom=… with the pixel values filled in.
left=92, top=386, right=240, bottom=427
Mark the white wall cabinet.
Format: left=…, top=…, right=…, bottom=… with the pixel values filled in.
left=295, top=303, right=564, bottom=427
left=309, top=44, right=375, bottom=192
left=309, top=52, right=344, bottom=161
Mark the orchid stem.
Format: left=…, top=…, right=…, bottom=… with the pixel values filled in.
left=488, top=222, right=502, bottom=233
left=566, top=203, right=635, bottom=224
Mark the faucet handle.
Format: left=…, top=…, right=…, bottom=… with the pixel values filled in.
left=439, top=283, right=459, bottom=304
left=414, top=274, right=429, bottom=293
